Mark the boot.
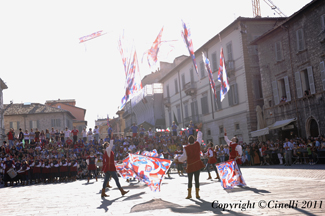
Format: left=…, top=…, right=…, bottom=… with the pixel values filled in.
left=178, top=170, right=181, bottom=176
left=207, top=173, right=212, bottom=180
left=196, top=188, right=200, bottom=199
left=107, top=181, right=112, bottom=188
left=215, top=172, right=220, bottom=180
left=186, top=188, right=192, bottom=199
left=4, top=182, right=8, bottom=187
left=181, top=170, right=184, bottom=176
left=119, top=187, right=129, bottom=196
left=87, top=177, right=90, bottom=183
left=96, top=176, right=98, bottom=182
left=101, top=189, right=109, bottom=197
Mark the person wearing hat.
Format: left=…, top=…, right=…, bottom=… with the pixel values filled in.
left=101, top=140, right=129, bottom=198
left=174, top=129, right=205, bottom=199
left=86, top=151, right=97, bottom=183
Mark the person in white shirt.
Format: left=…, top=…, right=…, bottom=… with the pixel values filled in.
left=283, top=138, right=293, bottom=166
left=93, top=126, right=100, bottom=142
left=64, top=128, right=71, bottom=140
left=82, top=128, right=87, bottom=143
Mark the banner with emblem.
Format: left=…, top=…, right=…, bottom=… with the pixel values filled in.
left=216, top=159, right=246, bottom=189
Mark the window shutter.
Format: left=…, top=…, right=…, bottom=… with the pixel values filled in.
left=272, top=81, right=280, bottom=105
left=228, top=86, right=233, bottom=106
left=254, top=79, right=259, bottom=99
left=190, top=69, right=194, bottom=83
left=17, top=121, right=20, bottom=130
left=37, top=120, right=40, bottom=129
left=29, top=121, right=32, bottom=130
left=294, top=72, right=303, bottom=98
left=10, top=122, right=13, bottom=129
left=320, top=61, right=325, bottom=91
left=212, top=52, right=217, bottom=72
left=181, top=74, right=185, bottom=89
left=233, top=83, right=238, bottom=105
left=307, top=66, right=315, bottom=94
left=284, top=76, right=291, bottom=102
left=200, top=61, right=205, bottom=78
left=58, top=119, right=61, bottom=127
left=51, top=119, right=54, bottom=127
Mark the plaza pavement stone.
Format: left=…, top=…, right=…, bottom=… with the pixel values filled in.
left=1, top=164, right=325, bottom=215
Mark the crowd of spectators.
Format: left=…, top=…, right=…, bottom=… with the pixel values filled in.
left=1, top=124, right=325, bottom=186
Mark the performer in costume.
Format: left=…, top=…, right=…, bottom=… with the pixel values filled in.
left=101, top=140, right=129, bottom=198
left=51, top=157, right=60, bottom=183
left=33, top=155, right=42, bottom=184
left=60, top=156, right=68, bottom=182
left=174, top=146, right=184, bottom=176
left=175, top=134, right=205, bottom=199
left=3, top=154, right=15, bottom=187
left=86, top=151, right=98, bottom=183
left=204, top=142, right=220, bottom=180
left=18, top=160, right=30, bottom=185
left=70, top=157, right=78, bottom=181
left=162, top=147, right=171, bottom=178
left=224, top=128, right=242, bottom=169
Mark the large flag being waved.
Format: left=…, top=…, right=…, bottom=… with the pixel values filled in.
left=143, top=27, right=164, bottom=70
left=79, top=30, right=105, bottom=43
left=116, top=156, right=137, bottom=180
left=128, top=154, right=172, bottom=192
left=217, top=47, right=230, bottom=101
left=202, top=52, right=218, bottom=100
left=216, top=160, right=246, bottom=189
left=181, top=20, right=199, bottom=77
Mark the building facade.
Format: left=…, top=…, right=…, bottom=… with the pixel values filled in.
left=45, top=99, right=87, bottom=134
left=253, top=0, right=325, bottom=139
left=3, top=103, right=75, bottom=135
left=0, top=78, right=8, bottom=145
left=160, top=17, right=286, bottom=144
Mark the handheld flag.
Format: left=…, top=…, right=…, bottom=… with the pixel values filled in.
left=216, top=160, right=246, bottom=189
left=202, top=52, right=217, bottom=100
left=217, top=47, right=230, bottom=101
left=79, top=30, right=105, bottom=43
left=143, top=27, right=164, bottom=70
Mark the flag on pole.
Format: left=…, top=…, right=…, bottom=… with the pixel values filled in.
left=217, top=47, right=230, bottom=101
left=216, top=160, right=246, bottom=189
left=107, top=115, right=110, bottom=127
left=202, top=52, right=218, bottom=100
left=128, top=154, right=172, bottom=192
left=79, top=30, right=105, bottom=43
left=143, top=27, right=164, bottom=70
left=181, top=20, right=199, bottom=78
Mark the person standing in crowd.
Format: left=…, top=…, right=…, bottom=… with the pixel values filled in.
left=107, top=126, right=112, bottom=140
left=18, top=128, right=24, bottom=142
left=172, top=121, right=177, bottom=137
left=50, top=128, right=56, bottom=140
left=82, top=128, right=87, bottom=143
left=7, top=128, right=15, bottom=148
left=204, top=142, right=220, bottom=180
left=224, top=128, right=242, bottom=169
left=34, top=128, right=40, bottom=143
left=130, top=123, right=138, bottom=138
left=64, top=127, right=71, bottom=143
left=93, top=126, right=100, bottom=142
left=24, top=129, right=30, bottom=147
left=3, top=154, right=15, bottom=187
left=101, top=140, right=129, bottom=198
left=29, top=129, right=35, bottom=145
left=71, top=126, right=79, bottom=144
left=175, top=127, right=205, bottom=199
left=174, top=146, right=184, bottom=176
left=283, top=138, right=293, bottom=166
left=86, top=151, right=97, bottom=183
left=87, top=128, right=93, bottom=143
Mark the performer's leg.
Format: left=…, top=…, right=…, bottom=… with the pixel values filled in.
left=110, top=171, right=129, bottom=196
left=205, top=163, right=212, bottom=180
left=194, top=170, right=200, bottom=198
left=186, top=172, right=193, bottom=199
left=212, top=164, right=220, bottom=179
left=101, top=172, right=110, bottom=197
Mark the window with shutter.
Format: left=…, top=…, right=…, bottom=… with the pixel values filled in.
left=320, top=61, right=325, bottom=91
left=176, top=105, right=181, bottom=124
left=10, top=122, right=13, bottom=129
left=168, top=111, right=172, bottom=126
left=295, top=71, right=303, bottom=98
left=184, top=103, right=189, bottom=118
left=228, top=87, right=233, bottom=106
left=321, top=14, right=325, bottom=30
left=166, top=85, right=170, bottom=97
left=284, top=76, right=291, bottom=102
left=200, top=61, right=205, bottom=78
left=233, top=83, right=238, bottom=105
left=296, top=29, right=305, bottom=51
left=212, top=52, right=217, bottom=72
left=17, top=122, right=20, bottom=130
left=272, top=81, right=280, bottom=105
left=307, top=66, right=315, bottom=94
left=201, top=95, right=209, bottom=115
left=51, top=119, right=55, bottom=127
left=275, top=41, right=283, bottom=61
left=181, top=74, right=185, bottom=89
left=174, top=79, right=178, bottom=94
left=215, top=90, right=222, bottom=110
left=190, top=69, right=194, bottom=83
left=226, top=42, right=233, bottom=60
left=29, top=121, right=33, bottom=130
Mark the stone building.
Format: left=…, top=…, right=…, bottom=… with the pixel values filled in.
left=3, top=103, right=75, bottom=135
left=0, top=78, right=8, bottom=145
left=45, top=99, right=87, bottom=135
left=252, top=0, right=325, bottom=139
left=160, top=17, right=285, bottom=144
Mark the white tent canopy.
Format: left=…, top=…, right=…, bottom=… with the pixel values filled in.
left=250, top=118, right=296, bottom=137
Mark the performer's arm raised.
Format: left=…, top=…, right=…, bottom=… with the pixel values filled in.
left=224, top=128, right=231, bottom=146
left=106, top=140, right=114, bottom=157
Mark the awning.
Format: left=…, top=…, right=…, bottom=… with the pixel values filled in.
left=250, top=118, right=296, bottom=137
left=269, top=118, right=296, bottom=130
left=250, top=127, right=269, bottom=137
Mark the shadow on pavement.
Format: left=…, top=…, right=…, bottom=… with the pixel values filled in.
left=112, top=183, right=147, bottom=190
left=225, top=186, right=271, bottom=195
left=169, top=198, right=249, bottom=215
left=97, top=197, right=122, bottom=212
left=123, top=191, right=146, bottom=201
left=181, top=182, right=215, bottom=186
left=82, top=182, right=94, bottom=185
left=130, top=198, right=182, bottom=213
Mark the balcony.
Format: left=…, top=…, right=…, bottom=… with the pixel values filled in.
left=184, top=82, right=197, bottom=96
left=163, top=97, right=171, bottom=107
left=122, top=109, right=131, bottom=118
